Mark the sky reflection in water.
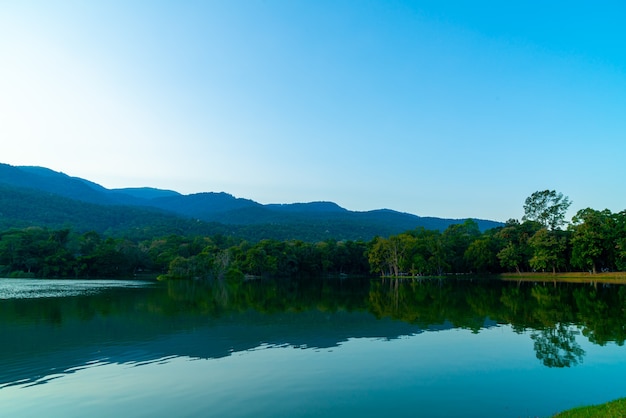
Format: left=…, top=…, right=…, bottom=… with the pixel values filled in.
left=0, top=278, right=153, bottom=299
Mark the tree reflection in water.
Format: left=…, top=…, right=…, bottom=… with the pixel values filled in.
left=160, top=276, right=626, bottom=368
left=531, top=324, right=585, bottom=368
left=2, top=276, right=625, bottom=369
left=365, top=278, right=625, bottom=367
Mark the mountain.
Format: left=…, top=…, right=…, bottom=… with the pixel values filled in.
left=0, top=183, right=229, bottom=239
left=111, top=187, right=181, bottom=200
left=150, top=192, right=262, bottom=220
left=1, top=164, right=112, bottom=205
left=0, top=163, right=503, bottom=241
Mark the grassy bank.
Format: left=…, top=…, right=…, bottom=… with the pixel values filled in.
left=553, top=397, right=626, bottom=417
left=500, top=271, right=626, bottom=284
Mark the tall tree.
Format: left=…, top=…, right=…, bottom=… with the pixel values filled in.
left=523, top=190, right=572, bottom=231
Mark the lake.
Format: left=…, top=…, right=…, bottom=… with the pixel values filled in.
left=1, top=277, right=626, bottom=417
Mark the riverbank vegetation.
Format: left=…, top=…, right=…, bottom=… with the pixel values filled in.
left=1, top=191, right=625, bottom=280
left=553, top=397, right=626, bottom=417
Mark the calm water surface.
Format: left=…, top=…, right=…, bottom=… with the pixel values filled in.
left=1, top=277, right=625, bottom=417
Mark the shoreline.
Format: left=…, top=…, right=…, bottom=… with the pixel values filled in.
left=500, top=271, right=626, bottom=284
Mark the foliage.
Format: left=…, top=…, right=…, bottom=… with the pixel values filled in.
left=553, top=397, right=626, bottom=417
left=495, top=219, right=540, bottom=273
left=0, top=226, right=373, bottom=279
left=522, top=189, right=572, bottom=231
left=570, top=208, right=617, bottom=274
left=528, top=228, right=568, bottom=274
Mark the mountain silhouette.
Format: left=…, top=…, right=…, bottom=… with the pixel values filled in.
left=0, top=163, right=502, bottom=241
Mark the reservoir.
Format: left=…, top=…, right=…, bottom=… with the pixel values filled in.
left=1, top=277, right=625, bottom=417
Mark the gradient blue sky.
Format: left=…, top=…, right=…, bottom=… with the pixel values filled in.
left=1, top=1, right=625, bottom=222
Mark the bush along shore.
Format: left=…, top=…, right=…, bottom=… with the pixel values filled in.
left=553, top=397, right=626, bottom=417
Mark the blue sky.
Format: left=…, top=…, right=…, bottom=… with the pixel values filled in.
left=1, top=1, right=625, bottom=222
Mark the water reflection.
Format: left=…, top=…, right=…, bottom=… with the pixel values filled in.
left=0, top=278, right=151, bottom=299
left=1, top=276, right=625, bottom=390
left=531, top=325, right=585, bottom=368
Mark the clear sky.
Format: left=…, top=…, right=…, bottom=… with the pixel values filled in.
left=1, top=1, right=625, bottom=222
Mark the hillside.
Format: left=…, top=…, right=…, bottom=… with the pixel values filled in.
left=0, top=163, right=503, bottom=241
left=0, top=183, right=227, bottom=240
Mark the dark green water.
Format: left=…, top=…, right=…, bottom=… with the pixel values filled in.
left=1, top=277, right=626, bottom=417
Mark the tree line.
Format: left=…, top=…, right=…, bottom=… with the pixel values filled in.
left=1, top=190, right=625, bottom=279
left=0, top=227, right=371, bottom=279
left=369, top=190, right=626, bottom=276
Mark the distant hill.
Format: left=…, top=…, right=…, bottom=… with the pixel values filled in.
left=0, top=183, right=227, bottom=240
left=111, top=187, right=181, bottom=200
left=0, top=163, right=503, bottom=241
left=150, top=192, right=263, bottom=220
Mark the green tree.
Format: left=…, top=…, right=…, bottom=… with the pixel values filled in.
left=615, top=211, right=626, bottom=271
left=570, top=208, right=615, bottom=273
left=528, top=228, right=567, bottom=273
left=464, top=233, right=501, bottom=274
left=406, top=227, right=446, bottom=276
left=340, top=240, right=369, bottom=275
left=367, top=234, right=416, bottom=277
left=368, top=237, right=394, bottom=277
left=496, top=219, right=540, bottom=273
left=0, top=227, right=78, bottom=277
left=441, top=219, right=481, bottom=273
left=79, top=237, right=133, bottom=277
left=522, top=190, right=572, bottom=231
left=41, top=228, right=78, bottom=277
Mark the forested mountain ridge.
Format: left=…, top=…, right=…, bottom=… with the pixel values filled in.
left=0, top=163, right=502, bottom=241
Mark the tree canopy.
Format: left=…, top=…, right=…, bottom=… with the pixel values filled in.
left=522, top=190, right=572, bottom=231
